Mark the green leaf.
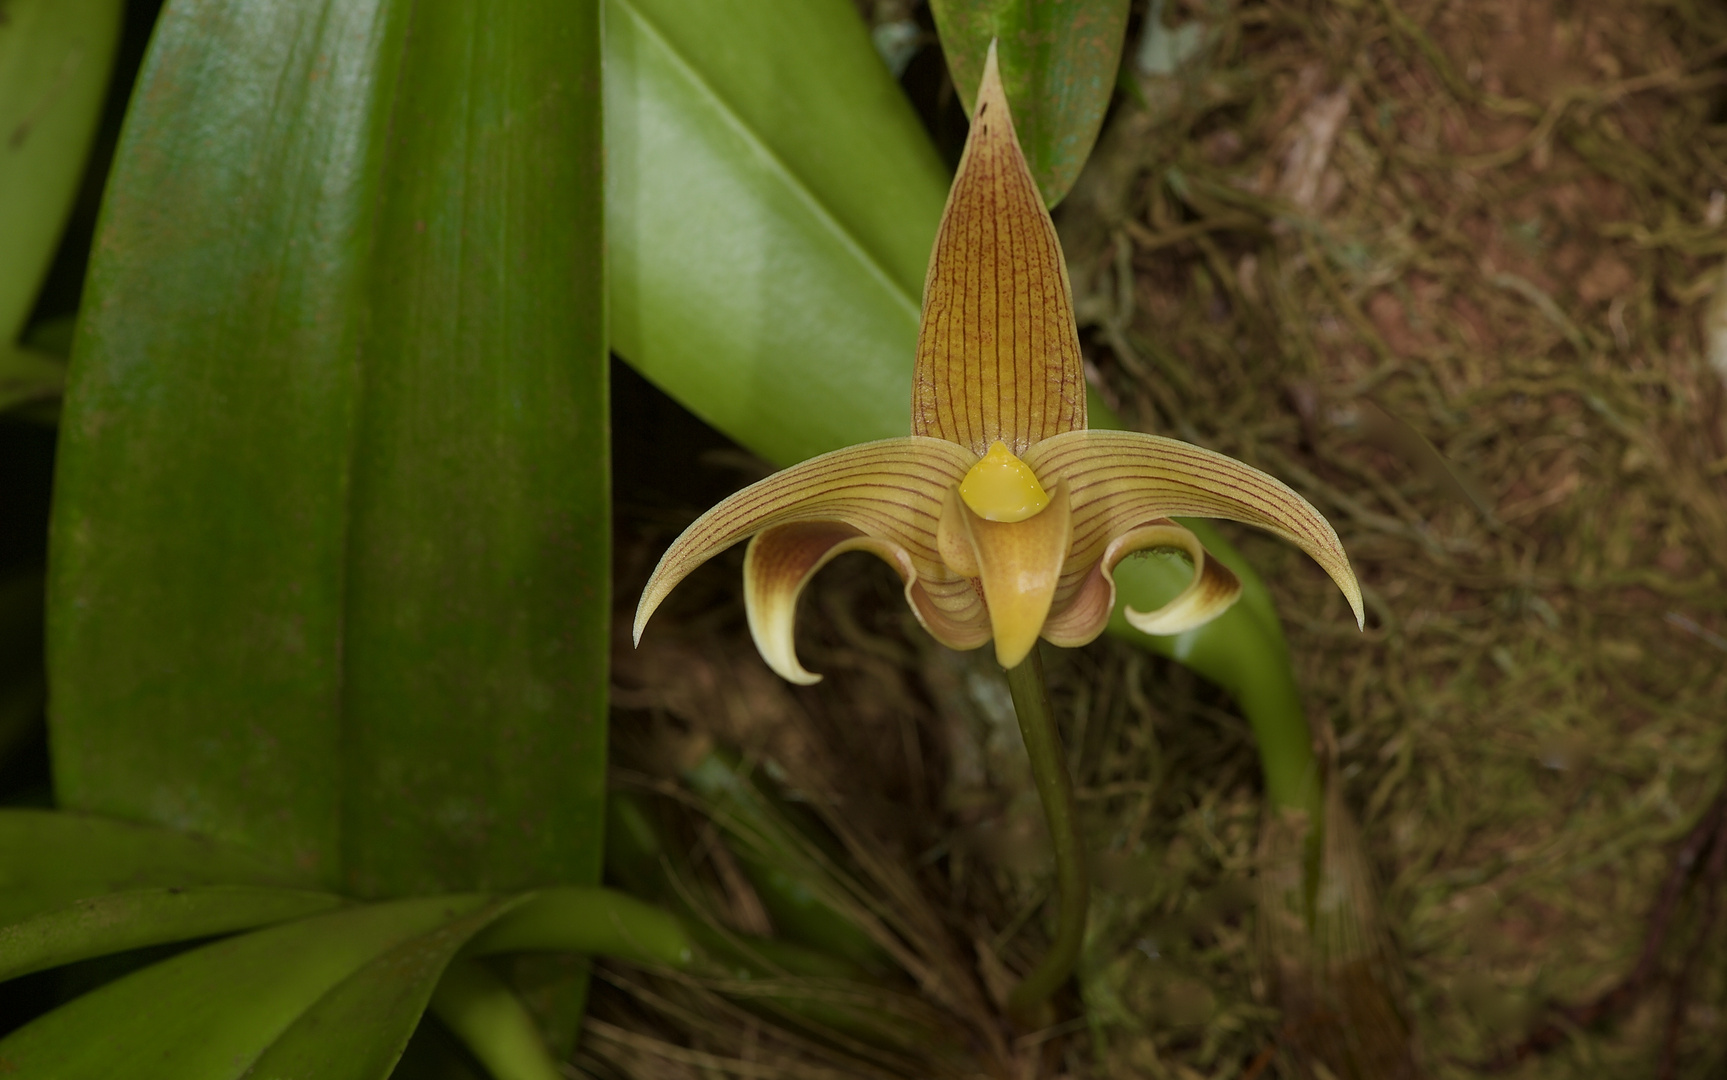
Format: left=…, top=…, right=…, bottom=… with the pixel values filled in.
left=0, top=810, right=302, bottom=924
left=0, top=895, right=498, bottom=1078
left=251, top=888, right=687, bottom=1080
left=0, top=886, right=344, bottom=983
left=47, top=0, right=608, bottom=895
left=929, top=0, right=1130, bottom=207
left=244, top=903, right=518, bottom=1080
left=0, top=880, right=695, bottom=1079
left=606, top=0, right=1126, bottom=463
left=429, top=960, right=563, bottom=1080
left=606, top=0, right=948, bottom=468
left=463, top=886, right=693, bottom=970
left=0, top=0, right=122, bottom=342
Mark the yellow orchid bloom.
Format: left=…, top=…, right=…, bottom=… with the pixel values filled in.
left=635, top=46, right=1362, bottom=682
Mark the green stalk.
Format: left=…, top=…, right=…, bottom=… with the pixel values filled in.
left=1003, top=648, right=1089, bottom=1021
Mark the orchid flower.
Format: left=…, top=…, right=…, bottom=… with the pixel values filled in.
left=635, top=47, right=1362, bottom=682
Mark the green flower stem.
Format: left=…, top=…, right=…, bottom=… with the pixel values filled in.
left=1003, top=648, right=1090, bottom=1020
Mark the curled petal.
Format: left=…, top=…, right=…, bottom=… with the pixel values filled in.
left=1117, top=529, right=1242, bottom=635
left=911, top=573, right=995, bottom=650
left=634, top=437, right=977, bottom=644
left=1025, top=429, right=1364, bottom=628
left=744, top=522, right=991, bottom=685
left=1043, top=520, right=1242, bottom=647
left=940, top=482, right=1073, bottom=669
left=910, top=42, right=1085, bottom=456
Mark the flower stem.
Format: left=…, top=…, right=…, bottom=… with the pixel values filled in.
left=1003, top=647, right=1090, bottom=1021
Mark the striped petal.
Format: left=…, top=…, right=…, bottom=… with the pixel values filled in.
left=938, top=482, right=1073, bottom=669
left=744, top=523, right=990, bottom=685
left=633, top=437, right=977, bottom=644
left=1024, top=430, right=1365, bottom=627
left=1042, top=519, right=1242, bottom=647
left=910, top=41, right=1085, bottom=457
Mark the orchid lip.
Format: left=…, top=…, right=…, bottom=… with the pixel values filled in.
left=959, top=441, right=1050, bottom=523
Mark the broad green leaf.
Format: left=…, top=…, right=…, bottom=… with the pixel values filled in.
left=606, top=0, right=948, bottom=468
left=929, top=0, right=1130, bottom=207
left=614, top=0, right=944, bottom=300
left=0, top=885, right=343, bottom=983
left=0, top=883, right=691, bottom=1080
left=48, top=0, right=608, bottom=895
left=0, top=810, right=301, bottom=924
left=244, top=903, right=517, bottom=1080
left=133, top=890, right=678, bottom=1080
left=0, top=894, right=497, bottom=1079
left=606, top=3, right=1319, bottom=809
left=607, top=0, right=1117, bottom=461
left=0, top=0, right=122, bottom=342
